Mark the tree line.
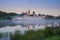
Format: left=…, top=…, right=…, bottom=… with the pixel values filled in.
left=0, top=11, right=60, bottom=20
left=0, top=11, right=18, bottom=19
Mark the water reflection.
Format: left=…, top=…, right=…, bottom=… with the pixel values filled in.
left=0, top=19, right=60, bottom=33
left=0, top=20, right=45, bottom=33
left=0, top=20, right=16, bottom=27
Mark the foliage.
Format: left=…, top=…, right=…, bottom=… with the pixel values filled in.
left=45, top=35, right=60, bottom=40
left=0, top=27, right=60, bottom=40
left=0, top=11, right=18, bottom=20
left=0, top=33, right=3, bottom=38
left=8, top=27, right=60, bottom=40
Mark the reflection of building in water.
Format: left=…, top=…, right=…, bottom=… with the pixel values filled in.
left=32, top=25, right=35, bottom=28
left=21, top=24, right=36, bottom=30
left=27, top=24, right=30, bottom=30
left=38, top=24, right=40, bottom=26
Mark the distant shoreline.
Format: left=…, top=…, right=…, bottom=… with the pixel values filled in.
left=0, top=11, right=60, bottom=20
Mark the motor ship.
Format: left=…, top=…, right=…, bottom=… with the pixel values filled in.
left=12, top=15, right=45, bottom=21
left=12, top=16, right=46, bottom=25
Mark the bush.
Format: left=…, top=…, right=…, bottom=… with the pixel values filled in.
left=1, top=27, right=60, bottom=40
left=13, top=31, right=23, bottom=40
left=45, top=35, right=60, bottom=40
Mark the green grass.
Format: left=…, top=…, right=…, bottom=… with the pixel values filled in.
left=45, top=35, right=60, bottom=40
left=9, top=27, right=60, bottom=40
left=0, top=17, right=11, bottom=20
left=0, top=27, right=60, bottom=40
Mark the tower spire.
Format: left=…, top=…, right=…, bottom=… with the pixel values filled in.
left=27, top=9, right=30, bottom=16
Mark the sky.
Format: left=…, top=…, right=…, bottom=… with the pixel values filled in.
left=0, top=0, right=60, bottom=16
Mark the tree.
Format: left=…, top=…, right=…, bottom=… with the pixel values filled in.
left=38, top=13, right=41, bottom=16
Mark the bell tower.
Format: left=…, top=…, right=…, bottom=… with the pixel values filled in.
left=27, top=9, right=30, bottom=16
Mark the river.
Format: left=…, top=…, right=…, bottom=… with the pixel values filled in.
left=0, top=19, right=60, bottom=33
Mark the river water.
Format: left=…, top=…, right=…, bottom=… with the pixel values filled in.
left=0, top=19, right=60, bottom=33
left=0, top=19, right=60, bottom=40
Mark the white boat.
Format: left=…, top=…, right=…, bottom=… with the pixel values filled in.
left=12, top=16, right=44, bottom=20
left=12, top=16, right=46, bottom=24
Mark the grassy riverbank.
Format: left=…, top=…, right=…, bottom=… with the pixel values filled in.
left=0, top=17, right=11, bottom=20
left=0, top=27, right=60, bottom=40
